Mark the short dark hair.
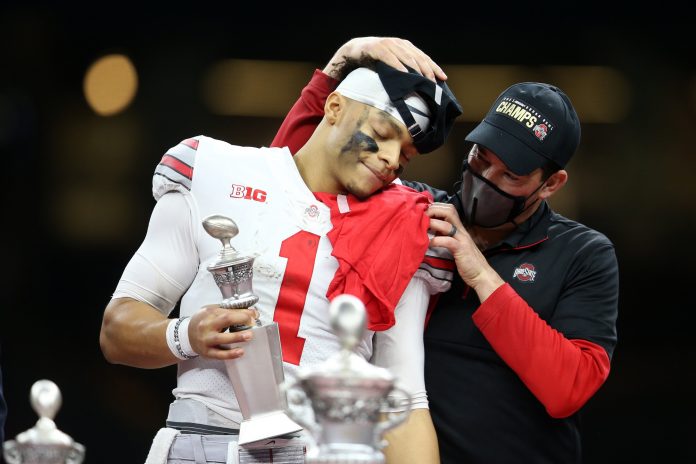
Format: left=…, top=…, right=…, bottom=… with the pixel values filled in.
left=541, top=161, right=561, bottom=180
left=330, top=53, right=379, bottom=82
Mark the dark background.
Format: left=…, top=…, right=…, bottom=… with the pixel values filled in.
left=1, top=3, right=694, bottom=462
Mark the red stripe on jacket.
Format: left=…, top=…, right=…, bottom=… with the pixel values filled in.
left=473, top=283, right=611, bottom=418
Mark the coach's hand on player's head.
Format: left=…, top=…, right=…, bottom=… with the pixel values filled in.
left=323, top=36, right=447, bottom=82
left=188, top=305, right=256, bottom=360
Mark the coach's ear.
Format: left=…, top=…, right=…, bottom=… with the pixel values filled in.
left=539, top=169, right=568, bottom=200
left=324, top=91, right=347, bottom=126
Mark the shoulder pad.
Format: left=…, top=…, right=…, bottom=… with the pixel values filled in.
left=153, top=137, right=200, bottom=200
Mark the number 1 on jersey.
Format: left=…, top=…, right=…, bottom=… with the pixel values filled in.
left=275, top=231, right=320, bottom=365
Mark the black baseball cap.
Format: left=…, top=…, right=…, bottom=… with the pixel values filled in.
left=465, top=82, right=581, bottom=175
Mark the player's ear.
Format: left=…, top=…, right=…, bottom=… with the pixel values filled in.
left=324, top=92, right=346, bottom=125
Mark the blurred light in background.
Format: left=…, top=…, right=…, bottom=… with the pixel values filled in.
left=444, top=65, right=630, bottom=123
left=83, top=54, right=138, bottom=116
left=202, top=61, right=630, bottom=123
left=49, top=116, right=144, bottom=245
left=202, top=59, right=314, bottom=117
left=63, top=58, right=631, bottom=245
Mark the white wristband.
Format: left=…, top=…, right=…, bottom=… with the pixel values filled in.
left=166, top=317, right=198, bottom=360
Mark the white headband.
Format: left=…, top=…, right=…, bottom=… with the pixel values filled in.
left=335, top=67, right=432, bottom=133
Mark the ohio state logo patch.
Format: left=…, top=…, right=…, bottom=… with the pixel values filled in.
left=304, top=204, right=320, bottom=218
left=533, top=123, right=548, bottom=141
left=513, top=263, right=537, bottom=283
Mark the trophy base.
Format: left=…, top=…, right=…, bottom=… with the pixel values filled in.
left=238, top=411, right=303, bottom=446
left=306, top=443, right=385, bottom=463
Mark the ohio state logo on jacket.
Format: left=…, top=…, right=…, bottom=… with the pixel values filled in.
left=513, top=263, right=537, bottom=283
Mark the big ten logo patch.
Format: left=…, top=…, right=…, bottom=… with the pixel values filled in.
left=230, top=184, right=267, bottom=202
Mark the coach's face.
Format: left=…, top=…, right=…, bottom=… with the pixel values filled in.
left=467, top=144, right=546, bottom=197
left=461, top=144, right=568, bottom=228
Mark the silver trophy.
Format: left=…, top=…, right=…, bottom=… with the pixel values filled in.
left=284, top=294, right=413, bottom=463
left=3, top=380, right=85, bottom=464
left=202, top=215, right=302, bottom=445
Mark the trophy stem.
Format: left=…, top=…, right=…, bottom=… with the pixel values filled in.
left=203, top=214, right=302, bottom=445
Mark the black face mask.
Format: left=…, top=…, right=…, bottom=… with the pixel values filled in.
left=459, top=161, right=544, bottom=228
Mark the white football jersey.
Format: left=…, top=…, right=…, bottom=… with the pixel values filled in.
left=115, top=135, right=454, bottom=426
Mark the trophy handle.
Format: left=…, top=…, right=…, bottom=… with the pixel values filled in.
left=282, top=379, right=319, bottom=446
left=3, top=441, right=21, bottom=464
left=374, top=385, right=413, bottom=449
left=66, top=443, right=86, bottom=464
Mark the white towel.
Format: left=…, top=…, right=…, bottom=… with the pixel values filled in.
left=144, top=427, right=180, bottom=464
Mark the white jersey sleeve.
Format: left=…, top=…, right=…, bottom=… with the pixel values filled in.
left=112, top=137, right=202, bottom=313
left=371, top=276, right=431, bottom=411
left=112, top=192, right=198, bottom=315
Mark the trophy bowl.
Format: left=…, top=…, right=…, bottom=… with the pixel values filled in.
left=284, top=294, right=413, bottom=464
left=3, top=380, right=85, bottom=464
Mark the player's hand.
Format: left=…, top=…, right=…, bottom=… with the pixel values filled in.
left=323, top=37, right=447, bottom=82
left=427, top=203, right=504, bottom=301
left=188, top=305, right=257, bottom=360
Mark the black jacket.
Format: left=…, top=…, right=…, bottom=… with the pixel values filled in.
left=404, top=180, right=619, bottom=464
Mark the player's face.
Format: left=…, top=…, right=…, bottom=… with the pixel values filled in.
left=331, top=104, right=418, bottom=199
